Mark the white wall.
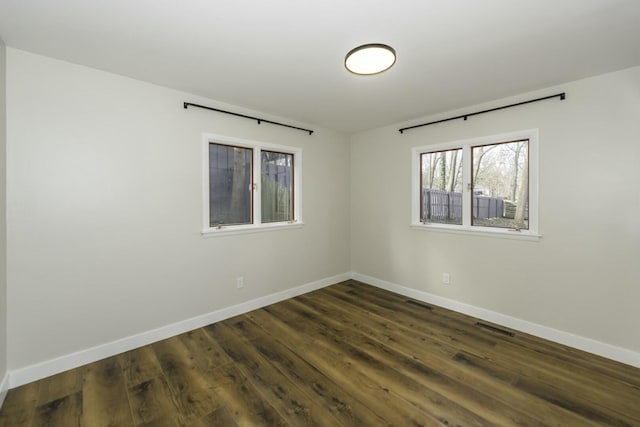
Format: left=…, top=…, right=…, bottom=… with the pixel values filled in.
left=351, top=66, right=640, bottom=356
left=5, top=48, right=350, bottom=371
left=0, top=39, right=8, bottom=399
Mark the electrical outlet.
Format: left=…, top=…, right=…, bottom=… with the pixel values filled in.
left=236, top=277, right=244, bottom=289
left=442, top=273, right=451, bottom=285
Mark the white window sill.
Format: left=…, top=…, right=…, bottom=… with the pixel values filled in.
left=410, top=223, right=542, bottom=241
left=202, top=221, right=304, bottom=238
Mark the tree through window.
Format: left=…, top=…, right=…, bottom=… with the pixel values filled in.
left=414, top=129, right=538, bottom=236
left=420, top=149, right=463, bottom=225
left=472, top=140, right=529, bottom=230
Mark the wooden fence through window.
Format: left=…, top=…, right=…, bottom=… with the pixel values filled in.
left=421, top=189, right=504, bottom=222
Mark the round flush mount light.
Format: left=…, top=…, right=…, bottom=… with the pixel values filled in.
left=345, top=43, right=396, bottom=75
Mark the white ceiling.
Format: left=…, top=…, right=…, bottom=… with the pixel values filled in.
left=1, top=0, right=639, bottom=134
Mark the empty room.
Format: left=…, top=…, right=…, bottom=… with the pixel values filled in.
left=0, top=0, right=639, bottom=426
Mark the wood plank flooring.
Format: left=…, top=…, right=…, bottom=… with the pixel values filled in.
left=1, top=280, right=639, bottom=426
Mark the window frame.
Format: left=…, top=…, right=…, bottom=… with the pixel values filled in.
left=202, top=133, right=302, bottom=237
left=411, top=129, right=540, bottom=240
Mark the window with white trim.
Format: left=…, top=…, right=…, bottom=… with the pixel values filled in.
left=412, top=129, right=539, bottom=238
left=203, top=134, right=302, bottom=236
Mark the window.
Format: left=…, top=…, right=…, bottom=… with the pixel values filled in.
left=209, top=143, right=253, bottom=226
left=420, top=148, right=463, bottom=225
left=261, top=151, right=294, bottom=223
left=412, top=129, right=539, bottom=238
left=203, top=134, right=301, bottom=236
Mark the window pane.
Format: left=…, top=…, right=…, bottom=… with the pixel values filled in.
left=209, top=143, right=252, bottom=226
left=420, top=149, right=463, bottom=225
left=261, top=151, right=293, bottom=223
left=472, top=140, right=529, bottom=229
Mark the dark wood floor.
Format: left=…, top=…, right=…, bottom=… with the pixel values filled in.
left=1, top=280, right=639, bottom=426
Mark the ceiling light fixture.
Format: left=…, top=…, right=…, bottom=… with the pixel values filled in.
left=345, top=43, right=396, bottom=75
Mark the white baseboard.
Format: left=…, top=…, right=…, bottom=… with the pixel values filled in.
left=0, top=371, right=9, bottom=408
left=8, top=270, right=638, bottom=391
left=9, top=272, right=351, bottom=389
left=351, top=272, right=640, bottom=369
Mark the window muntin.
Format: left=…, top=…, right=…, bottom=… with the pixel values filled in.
left=412, top=129, right=538, bottom=238
left=203, top=135, right=301, bottom=236
left=261, top=151, right=294, bottom=223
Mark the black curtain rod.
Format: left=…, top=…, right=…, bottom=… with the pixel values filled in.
left=399, top=92, right=566, bottom=134
left=184, top=102, right=314, bottom=135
